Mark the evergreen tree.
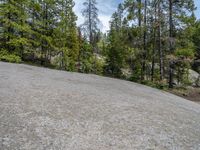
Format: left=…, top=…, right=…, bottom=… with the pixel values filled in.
left=53, top=0, right=79, bottom=71
left=105, top=0, right=197, bottom=87
left=81, top=0, right=100, bottom=48
left=105, top=5, right=129, bottom=77
left=167, top=0, right=196, bottom=88
left=193, top=20, right=200, bottom=60
left=0, top=0, right=31, bottom=58
left=0, top=0, right=199, bottom=89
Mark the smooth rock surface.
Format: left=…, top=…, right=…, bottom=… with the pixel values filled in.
left=0, top=62, right=200, bottom=150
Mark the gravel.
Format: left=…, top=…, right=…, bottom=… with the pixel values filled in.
left=0, top=62, right=200, bottom=150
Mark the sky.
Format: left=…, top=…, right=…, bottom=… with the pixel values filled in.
left=74, top=0, right=200, bottom=32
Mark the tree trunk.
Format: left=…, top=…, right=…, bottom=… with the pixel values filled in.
left=89, top=0, right=92, bottom=45
left=142, top=0, right=147, bottom=80
left=158, top=0, right=164, bottom=80
left=151, top=1, right=157, bottom=81
left=137, top=0, right=142, bottom=27
left=137, top=0, right=143, bottom=81
left=20, top=2, right=24, bottom=60
left=169, top=0, right=174, bottom=88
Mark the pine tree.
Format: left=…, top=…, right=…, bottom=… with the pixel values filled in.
left=193, top=20, right=200, bottom=60
left=38, top=0, right=56, bottom=65
left=81, top=0, right=100, bottom=48
left=167, top=0, right=196, bottom=88
left=66, top=0, right=79, bottom=71
left=105, top=5, right=129, bottom=77
left=106, top=0, right=197, bottom=87
left=0, top=0, right=31, bottom=58
left=53, top=0, right=79, bottom=71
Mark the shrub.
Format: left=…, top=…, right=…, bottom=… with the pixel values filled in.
left=93, top=55, right=105, bottom=75
left=175, top=48, right=195, bottom=59
left=140, top=80, right=168, bottom=90
left=0, top=50, right=22, bottom=63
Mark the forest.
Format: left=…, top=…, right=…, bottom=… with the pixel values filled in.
left=0, top=0, right=200, bottom=91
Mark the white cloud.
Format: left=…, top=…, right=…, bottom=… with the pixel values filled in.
left=98, top=15, right=111, bottom=32
left=73, top=0, right=121, bottom=33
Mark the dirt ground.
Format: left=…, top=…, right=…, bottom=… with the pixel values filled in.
left=170, top=88, right=200, bottom=104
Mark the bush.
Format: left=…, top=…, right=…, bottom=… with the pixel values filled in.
left=129, top=69, right=141, bottom=82
left=175, top=48, right=195, bottom=59
left=93, top=55, right=105, bottom=75
left=0, top=50, right=22, bottom=63
left=140, top=80, right=168, bottom=90
left=79, top=59, right=93, bottom=73
left=79, top=55, right=105, bottom=75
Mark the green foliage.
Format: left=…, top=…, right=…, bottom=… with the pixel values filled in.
left=0, top=0, right=31, bottom=56
left=79, top=59, right=93, bottom=73
left=78, top=41, right=94, bottom=73
left=192, top=21, right=200, bottom=58
left=139, top=80, right=168, bottom=90
left=105, top=17, right=130, bottom=77
left=51, top=0, right=79, bottom=71
left=129, top=64, right=141, bottom=81
left=0, top=0, right=199, bottom=92
left=93, top=55, right=105, bottom=75
left=105, top=0, right=198, bottom=88
left=67, top=28, right=79, bottom=71
left=175, top=48, right=195, bottom=58
left=0, top=50, right=21, bottom=63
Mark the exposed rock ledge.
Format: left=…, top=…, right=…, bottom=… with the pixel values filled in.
left=0, top=62, right=200, bottom=150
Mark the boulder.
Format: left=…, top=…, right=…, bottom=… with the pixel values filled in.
left=189, top=69, right=200, bottom=87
